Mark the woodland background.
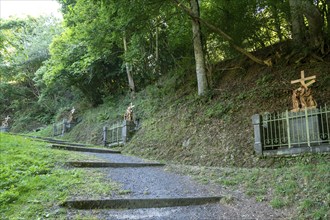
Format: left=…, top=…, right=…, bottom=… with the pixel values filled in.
left=1, top=1, right=330, bottom=218
left=1, top=0, right=329, bottom=129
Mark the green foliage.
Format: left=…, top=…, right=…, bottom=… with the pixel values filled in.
left=2, top=0, right=329, bottom=133
left=0, top=16, right=62, bottom=81
left=0, top=16, right=64, bottom=130
left=44, top=1, right=127, bottom=106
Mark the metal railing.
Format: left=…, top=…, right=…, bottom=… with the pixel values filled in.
left=53, top=120, right=64, bottom=136
left=103, top=120, right=137, bottom=147
left=252, top=105, right=330, bottom=155
left=53, top=120, right=75, bottom=136
left=103, top=120, right=124, bottom=146
left=0, top=126, right=9, bottom=133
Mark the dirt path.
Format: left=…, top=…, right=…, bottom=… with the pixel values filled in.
left=66, top=152, right=288, bottom=219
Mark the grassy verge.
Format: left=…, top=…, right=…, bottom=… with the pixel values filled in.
left=168, top=154, right=330, bottom=219
left=0, top=133, right=118, bottom=219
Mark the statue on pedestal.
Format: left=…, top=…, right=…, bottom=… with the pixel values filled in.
left=291, top=71, right=317, bottom=112
left=1, top=115, right=11, bottom=128
left=124, top=103, right=135, bottom=122
left=67, top=107, right=76, bottom=123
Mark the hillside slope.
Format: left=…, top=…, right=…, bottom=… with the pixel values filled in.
left=57, top=51, right=330, bottom=168
left=125, top=58, right=330, bottom=167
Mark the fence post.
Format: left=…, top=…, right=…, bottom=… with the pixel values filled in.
left=304, top=107, right=311, bottom=147
left=325, top=104, right=330, bottom=144
left=53, top=123, right=56, bottom=137
left=117, top=121, right=120, bottom=146
left=61, top=119, right=66, bottom=136
left=103, top=126, right=108, bottom=147
left=285, top=110, right=292, bottom=148
left=122, top=120, right=128, bottom=144
left=252, top=114, right=263, bottom=155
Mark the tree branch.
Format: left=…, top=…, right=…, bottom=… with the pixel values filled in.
left=172, top=0, right=272, bottom=66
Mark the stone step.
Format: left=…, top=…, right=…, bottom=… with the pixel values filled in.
left=51, top=144, right=121, bottom=154
left=22, top=135, right=69, bottom=142
left=61, top=196, right=222, bottom=209
left=66, top=161, right=165, bottom=168
left=22, top=135, right=89, bottom=147
left=39, top=139, right=89, bottom=147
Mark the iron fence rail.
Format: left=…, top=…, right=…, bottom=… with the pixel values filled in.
left=103, top=120, right=123, bottom=146
left=103, top=120, right=137, bottom=147
left=252, top=105, right=330, bottom=155
left=53, top=120, right=65, bottom=136
left=53, top=120, right=75, bottom=136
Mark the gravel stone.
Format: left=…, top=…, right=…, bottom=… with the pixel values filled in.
left=66, top=152, right=289, bottom=219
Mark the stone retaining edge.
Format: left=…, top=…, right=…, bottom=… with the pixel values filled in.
left=50, top=144, right=121, bottom=154
left=61, top=196, right=222, bottom=209
left=66, top=161, right=165, bottom=168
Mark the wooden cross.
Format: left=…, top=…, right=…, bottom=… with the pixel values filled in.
left=291, top=70, right=316, bottom=88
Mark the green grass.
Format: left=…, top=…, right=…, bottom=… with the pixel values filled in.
left=0, top=133, right=118, bottom=219
left=168, top=155, right=330, bottom=219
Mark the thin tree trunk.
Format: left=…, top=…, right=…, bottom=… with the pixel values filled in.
left=123, top=35, right=135, bottom=93
left=190, top=0, right=208, bottom=95
left=289, top=0, right=306, bottom=46
left=155, top=25, right=160, bottom=75
left=271, top=5, right=283, bottom=41
left=327, top=0, right=330, bottom=35
left=172, top=0, right=272, bottom=66
left=301, top=0, right=324, bottom=49
left=289, top=0, right=324, bottom=50
left=155, top=26, right=159, bottom=62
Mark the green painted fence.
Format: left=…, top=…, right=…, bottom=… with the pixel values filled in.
left=103, top=120, right=137, bottom=147
left=252, top=105, right=330, bottom=156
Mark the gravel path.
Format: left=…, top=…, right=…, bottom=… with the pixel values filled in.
left=67, top=152, right=289, bottom=219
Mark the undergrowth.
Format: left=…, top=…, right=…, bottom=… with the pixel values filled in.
left=31, top=61, right=330, bottom=169
left=169, top=153, right=330, bottom=219
left=0, top=133, right=118, bottom=219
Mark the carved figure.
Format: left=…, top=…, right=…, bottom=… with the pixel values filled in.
left=292, top=88, right=301, bottom=110
left=124, top=103, right=135, bottom=121
left=1, top=115, right=11, bottom=127
left=67, top=107, right=76, bottom=123
left=291, top=71, right=317, bottom=112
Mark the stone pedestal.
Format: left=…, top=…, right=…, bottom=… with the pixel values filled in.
left=288, top=109, right=321, bottom=146
left=251, top=114, right=263, bottom=155
left=0, top=127, right=9, bottom=132
left=122, top=120, right=135, bottom=143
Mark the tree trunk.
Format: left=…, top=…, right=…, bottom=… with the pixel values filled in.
left=289, top=0, right=324, bottom=49
left=271, top=4, right=283, bottom=41
left=172, top=0, right=271, bottom=66
left=123, top=35, right=135, bottom=94
left=301, top=0, right=324, bottom=49
left=190, top=0, right=208, bottom=96
left=155, top=25, right=160, bottom=75
left=155, top=26, right=159, bottom=62
left=327, top=0, right=330, bottom=35
left=289, top=0, right=305, bottom=46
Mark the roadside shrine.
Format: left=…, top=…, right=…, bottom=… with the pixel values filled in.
left=252, top=71, right=330, bottom=156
